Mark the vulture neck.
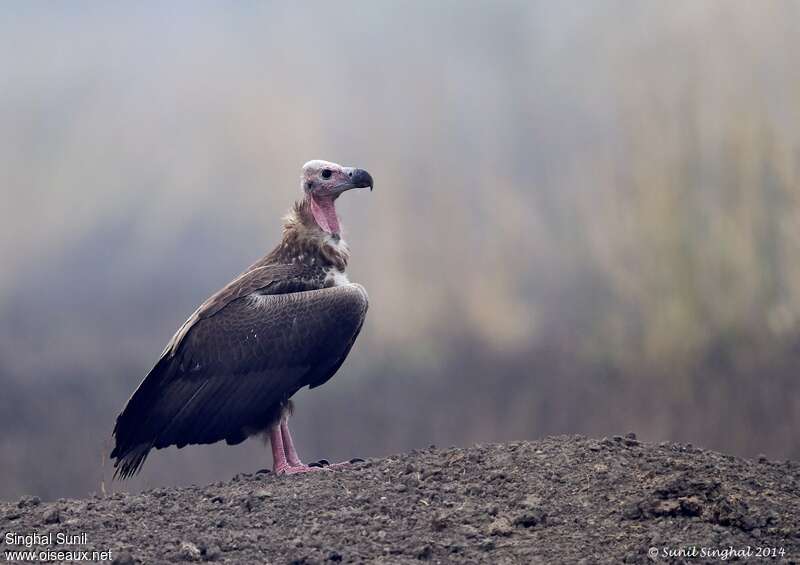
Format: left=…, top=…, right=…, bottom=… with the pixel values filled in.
left=278, top=198, right=350, bottom=272
left=309, top=196, right=340, bottom=236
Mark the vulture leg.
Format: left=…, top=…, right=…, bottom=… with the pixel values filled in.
left=280, top=417, right=304, bottom=467
left=269, top=420, right=317, bottom=475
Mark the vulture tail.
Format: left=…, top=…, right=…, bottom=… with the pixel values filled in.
left=111, top=443, right=152, bottom=480
left=110, top=355, right=177, bottom=479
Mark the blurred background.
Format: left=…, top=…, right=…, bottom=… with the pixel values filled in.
left=1, top=1, right=799, bottom=500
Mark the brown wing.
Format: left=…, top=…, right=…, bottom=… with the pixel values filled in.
left=111, top=273, right=368, bottom=479
left=161, top=262, right=307, bottom=358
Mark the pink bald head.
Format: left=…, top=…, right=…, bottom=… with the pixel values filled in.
left=301, top=160, right=373, bottom=235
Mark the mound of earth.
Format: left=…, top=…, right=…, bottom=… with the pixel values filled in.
left=1, top=435, right=798, bottom=564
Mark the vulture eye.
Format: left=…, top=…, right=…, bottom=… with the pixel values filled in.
left=321, top=169, right=332, bottom=179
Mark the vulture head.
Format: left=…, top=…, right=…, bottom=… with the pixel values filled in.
left=301, top=160, right=373, bottom=235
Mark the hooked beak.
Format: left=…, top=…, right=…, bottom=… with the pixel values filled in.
left=343, top=168, right=374, bottom=192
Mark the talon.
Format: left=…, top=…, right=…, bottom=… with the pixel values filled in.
left=349, top=457, right=365, bottom=464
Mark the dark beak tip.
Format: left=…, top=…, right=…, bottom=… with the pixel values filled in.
left=351, top=168, right=374, bottom=190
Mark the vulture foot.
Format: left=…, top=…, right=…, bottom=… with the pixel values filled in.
left=270, top=418, right=335, bottom=476
left=270, top=419, right=363, bottom=475
left=274, top=463, right=323, bottom=475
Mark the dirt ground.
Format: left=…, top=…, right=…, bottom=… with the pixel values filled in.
left=1, top=435, right=798, bottom=564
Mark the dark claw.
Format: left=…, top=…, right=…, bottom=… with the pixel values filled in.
left=349, top=458, right=365, bottom=464
left=309, top=459, right=330, bottom=468
left=255, top=468, right=271, bottom=475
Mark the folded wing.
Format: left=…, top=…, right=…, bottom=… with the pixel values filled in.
left=111, top=281, right=368, bottom=478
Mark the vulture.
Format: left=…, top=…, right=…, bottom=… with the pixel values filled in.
left=111, top=160, right=373, bottom=478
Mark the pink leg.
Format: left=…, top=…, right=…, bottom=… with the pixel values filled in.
left=268, top=415, right=362, bottom=475
left=280, top=418, right=304, bottom=467
left=269, top=420, right=318, bottom=475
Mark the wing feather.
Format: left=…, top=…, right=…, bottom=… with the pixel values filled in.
left=111, top=281, right=367, bottom=478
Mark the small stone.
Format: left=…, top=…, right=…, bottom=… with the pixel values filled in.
left=112, top=551, right=135, bottom=565
left=43, top=509, right=61, bottom=524
left=17, top=496, right=41, bottom=508
left=625, top=432, right=637, bottom=440
left=623, top=503, right=642, bottom=520
left=395, top=483, right=408, bottom=493
left=464, top=484, right=483, bottom=496
left=415, top=545, right=432, bottom=560
left=243, top=496, right=261, bottom=512
left=421, top=468, right=441, bottom=480
left=179, top=541, right=201, bottom=561
left=404, top=477, right=420, bottom=489
left=758, top=454, right=768, bottom=464
left=203, top=544, right=222, bottom=561
left=327, top=550, right=342, bottom=562
left=520, top=494, right=543, bottom=508
left=487, top=517, right=512, bottom=536
left=679, top=496, right=703, bottom=516
left=652, top=500, right=680, bottom=516
left=431, top=513, right=448, bottom=531
left=513, top=509, right=546, bottom=528
left=479, top=538, right=496, bottom=551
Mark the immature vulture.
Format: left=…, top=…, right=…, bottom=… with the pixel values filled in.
left=111, top=160, right=373, bottom=478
